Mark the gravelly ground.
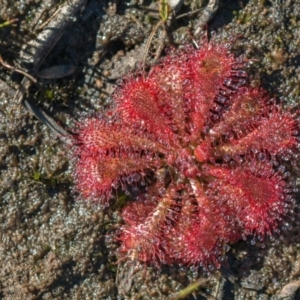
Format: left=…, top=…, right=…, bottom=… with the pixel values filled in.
left=0, top=0, right=300, bottom=299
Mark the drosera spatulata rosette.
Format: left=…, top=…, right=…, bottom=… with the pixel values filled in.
left=71, top=38, right=300, bottom=271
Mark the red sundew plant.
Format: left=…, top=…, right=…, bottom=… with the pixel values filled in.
left=72, top=39, right=300, bottom=271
